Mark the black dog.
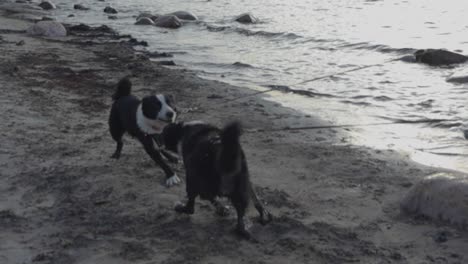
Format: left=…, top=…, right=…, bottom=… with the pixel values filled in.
left=108, top=77, right=181, bottom=186
left=161, top=121, right=272, bottom=238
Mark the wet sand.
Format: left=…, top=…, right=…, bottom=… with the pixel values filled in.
left=1, top=5, right=467, bottom=264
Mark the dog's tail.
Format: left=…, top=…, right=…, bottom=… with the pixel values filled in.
left=218, top=121, right=244, bottom=195
left=112, top=77, right=132, bottom=101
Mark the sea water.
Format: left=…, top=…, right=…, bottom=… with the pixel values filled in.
left=53, top=0, right=468, bottom=172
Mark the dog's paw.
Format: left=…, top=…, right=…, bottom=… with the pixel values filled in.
left=166, top=174, right=181, bottom=187
left=175, top=202, right=194, bottom=214
left=235, top=226, right=253, bottom=240
left=110, top=153, right=120, bottom=159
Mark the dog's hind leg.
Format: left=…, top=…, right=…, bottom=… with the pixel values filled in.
left=175, top=193, right=196, bottom=214
left=249, top=183, right=273, bottom=225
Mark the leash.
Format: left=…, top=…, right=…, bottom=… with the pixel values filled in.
left=291, top=58, right=400, bottom=86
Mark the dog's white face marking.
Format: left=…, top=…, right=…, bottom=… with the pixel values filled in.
left=166, top=173, right=181, bottom=187
left=156, top=94, right=177, bottom=123
left=137, top=104, right=167, bottom=134
left=137, top=95, right=177, bottom=135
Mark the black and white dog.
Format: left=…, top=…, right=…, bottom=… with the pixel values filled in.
left=108, top=77, right=181, bottom=187
left=161, top=121, right=272, bottom=238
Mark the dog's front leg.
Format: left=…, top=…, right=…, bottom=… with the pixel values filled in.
left=111, top=140, right=123, bottom=159
left=152, top=135, right=179, bottom=163
left=139, top=134, right=181, bottom=187
left=160, top=149, right=179, bottom=163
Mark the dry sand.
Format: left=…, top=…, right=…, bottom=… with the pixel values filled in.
left=0, top=5, right=467, bottom=264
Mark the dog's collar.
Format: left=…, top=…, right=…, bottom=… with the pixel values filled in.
left=136, top=104, right=166, bottom=135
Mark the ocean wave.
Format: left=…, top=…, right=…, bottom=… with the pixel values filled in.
left=189, top=61, right=257, bottom=70
left=338, top=42, right=415, bottom=54
left=374, top=95, right=394, bottom=101
left=205, top=24, right=303, bottom=40
left=205, top=22, right=416, bottom=56
left=340, top=100, right=372, bottom=106
left=376, top=116, right=459, bottom=127
left=264, top=85, right=336, bottom=98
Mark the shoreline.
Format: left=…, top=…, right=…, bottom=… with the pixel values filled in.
left=1, top=3, right=468, bottom=264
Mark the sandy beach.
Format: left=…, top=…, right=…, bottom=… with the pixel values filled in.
left=0, top=3, right=467, bottom=264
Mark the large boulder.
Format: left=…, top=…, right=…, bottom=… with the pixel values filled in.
left=154, top=15, right=182, bottom=29
left=401, top=173, right=468, bottom=229
left=103, top=6, right=117, bottom=14
left=38, top=1, right=56, bottom=10
left=414, top=49, right=468, bottom=66
left=167, top=11, right=197, bottom=21
left=135, top=17, right=155, bottom=25
left=235, top=13, right=257, bottom=24
left=27, top=21, right=67, bottom=37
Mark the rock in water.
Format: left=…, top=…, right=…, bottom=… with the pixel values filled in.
left=401, top=173, right=468, bottom=229
left=137, top=13, right=159, bottom=22
left=235, top=13, right=257, bottom=23
left=157, top=60, right=176, bottom=66
left=103, top=6, right=117, bottom=14
left=38, top=1, right=56, bottom=10
left=135, top=17, right=155, bottom=25
left=27, top=21, right=67, bottom=37
left=74, top=4, right=90, bottom=11
left=447, top=75, right=468, bottom=83
left=414, top=49, right=468, bottom=66
left=446, top=68, right=468, bottom=83
left=154, top=15, right=182, bottom=29
left=399, top=55, right=416, bottom=63
left=168, top=11, right=197, bottom=21
left=41, top=16, right=55, bottom=21
left=68, top=23, right=91, bottom=31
